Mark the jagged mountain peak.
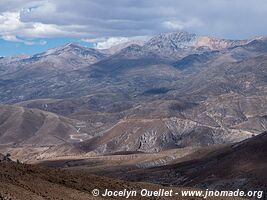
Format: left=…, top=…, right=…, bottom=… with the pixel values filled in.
left=55, top=42, right=85, bottom=52
left=116, top=31, right=257, bottom=59
left=144, top=31, right=197, bottom=49
left=24, top=42, right=107, bottom=66
left=143, top=31, right=252, bottom=51
left=38, top=42, right=99, bottom=57
left=6, top=42, right=108, bottom=71
left=152, top=31, right=197, bottom=40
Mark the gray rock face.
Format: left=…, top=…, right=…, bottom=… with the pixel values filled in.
left=143, top=32, right=197, bottom=56
left=118, top=31, right=251, bottom=59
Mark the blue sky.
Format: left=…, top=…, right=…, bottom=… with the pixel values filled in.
left=1, top=0, right=267, bottom=56
left=0, top=38, right=94, bottom=56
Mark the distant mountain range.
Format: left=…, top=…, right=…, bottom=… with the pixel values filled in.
left=0, top=31, right=267, bottom=155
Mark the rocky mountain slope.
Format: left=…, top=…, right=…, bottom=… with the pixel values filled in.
left=0, top=31, right=267, bottom=155
left=120, top=32, right=252, bottom=59
left=0, top=105, right=93, bottom=146
left=36, top=132, right=267, bottom=198
left=29, top=43, right=107, bottom=69
left=0, top=43, right=107, bottom=95
left=0, top=31, right=266, bottom=197
left=0, top=32, right=265, bottom=103
left=113, top=131, right=267, bottom=192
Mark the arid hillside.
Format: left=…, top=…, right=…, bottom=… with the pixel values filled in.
left=106, top=132, right=267, bottom=191
left=0, top=158, right=245, bottom=200
left=0, top=105, right=92, bottom=146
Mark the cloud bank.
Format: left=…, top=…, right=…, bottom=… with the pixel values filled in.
left=1, top=0, right=267, bottom=45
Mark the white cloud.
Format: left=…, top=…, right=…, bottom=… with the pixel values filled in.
left=26, top=23, right=66, bottom=37
left=0, top=12, right=24, bottom=32
left=24, top=39, right=47, bottom=45
left=95, top=37, right=131, bottom=49
left=163, top=21, right=184, bottom=30
left=1, top=0, right=267, bottom=41
left=2, top=35, right=23, bottom=42
left=81, top=38, right=106, bottom=43
left=0, top=10, right=80, bottom=43
left=162, top=19, right=203, bottom=30
left=2, top=34, right=47, bottom=45
left=82, top=36, right=149, bottom=49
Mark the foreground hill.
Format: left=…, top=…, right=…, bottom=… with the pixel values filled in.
left=0, top=159, right=243, bottom=200
left=36, top=132, right=267, bottom=197
left=116, top=131, right=267, bottom=191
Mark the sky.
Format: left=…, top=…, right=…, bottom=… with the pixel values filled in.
left=1, top=0, right=267, bottom=56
